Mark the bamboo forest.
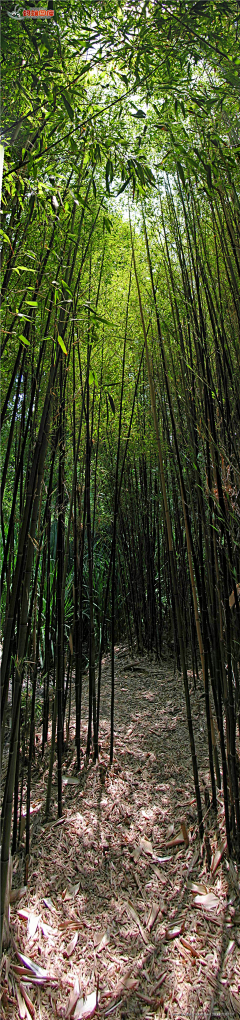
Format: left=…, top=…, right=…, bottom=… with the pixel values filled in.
left=1, top=2, right=240, bottom=1017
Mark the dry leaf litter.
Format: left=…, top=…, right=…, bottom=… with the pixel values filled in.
left=1, top=648, right=240, bottom=1020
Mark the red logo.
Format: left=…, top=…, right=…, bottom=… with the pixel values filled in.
left=23, top=8, right=54, bottom=15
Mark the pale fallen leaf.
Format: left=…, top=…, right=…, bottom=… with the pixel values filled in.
left=27, top=913, right=39, bottom=939
left=140, top=838, right=153, bottom=856
left=166, top=922, right=184, bottom=939
left=194, top=891, right=219, bottom=910
left=187, top=849, right=199, bottom=875
left=22, top=802, right=42, bottom=817
left=124, top=899, right=149, bottom=945
left=211, top=842, right=227, bottom=876
left=16, top=950, right=49, bottom=980
left=64, top=882, right=80, bottom=900
left=152, top=866, right=165, bottom=880
left=123, top=976, right=138, bottom=992
left=43, top=897, right=56, bottom=912
left=94, top=928, right=110, bottom=953
left=132, top=847, right=141, bottom=862
left=15, top=983, right=26, bottom=1019
left=63, top=777, right=81, bottom=787
left=66, top=990, right=81, bottom=1018
left=17, top=909, right=31, bottom=922
left=40, top=920, right=55, bottom=939
left=114, top=975, right=138, bottom=996
left=191, top=882, right=208, bottom=895
left=152, top=970, right=168, bottom=992
left=166, top=824, right=174, bottom=839
left=73, top=990, right=97, bottom=1019
left=223, top=939, right=235, bottom=963
left=65, top=931, right=78, bottom=958
left=147, top=902, right=161, bottom=931
left=154, top=855, right=172, bottom=864
left=19, top=982, right=35, bottom=1019
left=165, top=832, right=185, bottom=847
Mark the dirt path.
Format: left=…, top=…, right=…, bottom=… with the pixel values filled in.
left=1, top=649, right=240, bottom=1020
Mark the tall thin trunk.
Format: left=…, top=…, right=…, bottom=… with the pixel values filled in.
left=130, top=219, right=204, bottom=839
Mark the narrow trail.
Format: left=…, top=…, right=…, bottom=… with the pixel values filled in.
left=1, top=649, right=240, bottom=1020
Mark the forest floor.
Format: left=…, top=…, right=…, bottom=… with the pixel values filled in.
left=1, top=647, right=240, bottom=1020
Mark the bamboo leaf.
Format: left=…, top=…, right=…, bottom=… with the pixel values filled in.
left=61, top=92, right=74, bottom=121
left=64, top=931, right=78, bottom=957
left=194, top=891, right=219, bottom=910
left=131, top=109, right=146, bottom=119
left=57, top=335, right=68, bottom=355
left=19, top=334, right=30, bottom=346
left=108, top=393, right=115, bottom=414
left=117, top=177, right=131, bottom=195
left=176, top=161, right=186, bottom=186
left=13, top=266, right=36, bottom=273
left=73, top=989, right=97, bottom=1019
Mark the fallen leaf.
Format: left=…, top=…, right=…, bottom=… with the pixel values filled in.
left=186, top=849, right=199, bottom=875
left=63, top=778, right=81, bottom=787
left=114, top=975, right=138, bottom=996
left=15, top=950, right=49, bottom=980
left=152, top=970, right=168, bottom=992
left=65, top=931, right=78, bottom=958
left=165, top=833, right=185, bottom=847
left=27, top=914, right=39, bottom=939
left=43, top=897, right=56, bottom=912
left=180, top=937, right=199, bottom=958
left=211, top=842, right=227, bottom=875
left=94, top=928, right=110, bottom=953
left=19, top=982, right=35, bottom=1018
left=73, top=990, right=97, bottom=1018
left=140, top=838, right=153, bottom=856
left=147, top=902, right=161, bottom=931
left=191, top=882, right=208, bottom=895
left=15, top=984, right=26, bottom=1019
left=64, top=882, right=80, bottom=900
left=123, top=898, right=149, bottom=944
left=132, top=847, right=141, bottom=862
left=17, top=909, right=31, bottom=922
left=194, top=891, right=219, bottom=910
left=154, top=855, right=172, bottom=864
left=166, top=824, right=174, bottom=839
left=66, top=990, right=81, bottom=1018
left=166, top=921, right=184, bottom=939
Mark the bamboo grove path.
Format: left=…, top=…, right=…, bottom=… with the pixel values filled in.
left=1, top=649, right=240, bottom=1020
